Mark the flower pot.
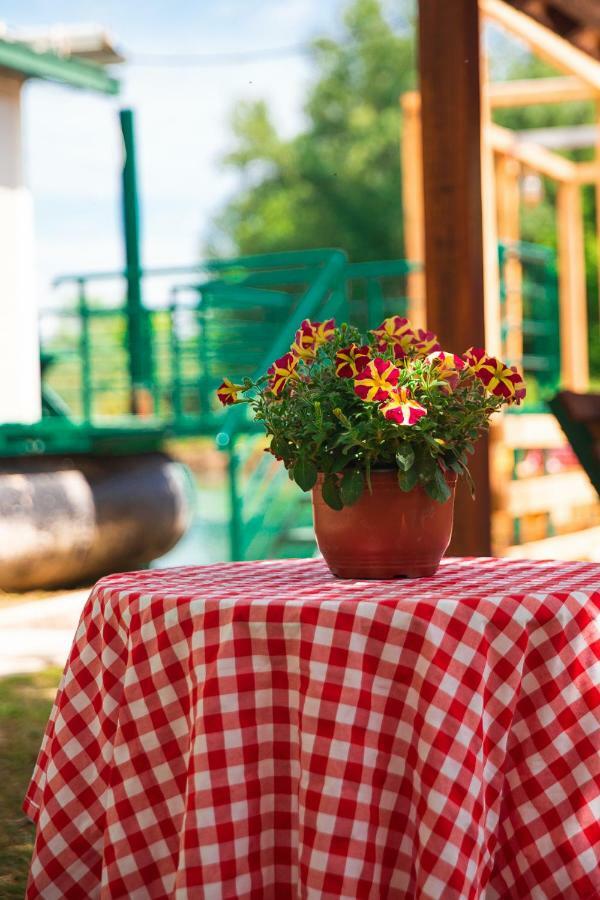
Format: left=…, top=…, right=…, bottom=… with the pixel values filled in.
left=312, top=469, right=457, bottom=579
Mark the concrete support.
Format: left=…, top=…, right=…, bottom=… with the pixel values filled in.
left=0, top=74, right=41, bottom=424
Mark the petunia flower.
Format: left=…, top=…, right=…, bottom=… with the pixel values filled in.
left=354, top=357, right=400, bottom=402
left=291, top=318, right=336, bottom=360
left=380, top=386, right=427, bottom=425
left=217, top=378, right=245, bottom=406
left=377, top=341, right=408, bottom=362
left=267, top=352, right=299, bottom=396
left=335, top=343, right=371, bottom=378
left=371, top=316, right=417, bottom=351
left=463, top=347, right=488, bottom=371
left=473, top=355, right=521, bottom=399
left=426, top=350, right=466, bottom=394
left=507, top=365, right=527, bottom=405
left=412, top=329, right=442, bottom=356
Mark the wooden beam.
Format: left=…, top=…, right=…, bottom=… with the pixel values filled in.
left=574, top=160, right=600, bottom=183
left=489, top=122, right=578, bottom=180
left=556, top=181, right=589, bottom=390
left=500, top=412, right=566, bottom=449
left=596, top=100, right=600, bottom=324
left=482, top=0, right=600, bottom=91
left=418, top=0, right=491, bottom=557
left=400, top=92, right=426, bottom=329
left=489, top=76, right=596, bottom=107
left=546, top=0, right=600, bottom=31
left=495, top=154, right=523, bottom=366
left=481, top=54, right=503, bottom=358
left=505, top=526, right=600, bottom=561
left=506, top=471, right=597, bottom=516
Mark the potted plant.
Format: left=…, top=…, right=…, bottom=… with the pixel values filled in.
left=217, top=316, right=525, bottom=579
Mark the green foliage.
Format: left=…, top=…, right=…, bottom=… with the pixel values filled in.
left=210, top=0, right=599, bottom=379
left=208, top=0, right=415, bottom=262
left=227, top=319, right=515, bottom=509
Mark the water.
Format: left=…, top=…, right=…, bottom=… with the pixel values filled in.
left=151, top=483, right=229, bottom=569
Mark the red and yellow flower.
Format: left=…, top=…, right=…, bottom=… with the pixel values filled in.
left=463, top=347, right=487, bottom=370
left=381, top=387, right=427, bottom=425
left=371, top=316, right=419, bottom=355
left=291, top=318, right=335, bottom=360
left=412, top=329, right=442, bottom=356
left=376, top=341, right=408, bottom=361
left=335, top=343, right=371, bottom=378
left=508, top=365, right=527, bottom=404
left=354, top=357, right=400, bottom=402
left=426, top=350, right=466, bottom=394
left=267, top=352, right=299, bottom=396
left=217, top=378, right=245, bottom=406
left=472, top=355, right=522, bottom=399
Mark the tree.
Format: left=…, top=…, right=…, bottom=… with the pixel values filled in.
left=208, top=0, right=415, bottom=262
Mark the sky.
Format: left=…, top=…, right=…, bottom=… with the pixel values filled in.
left=1, top=0, right=352, bottom=302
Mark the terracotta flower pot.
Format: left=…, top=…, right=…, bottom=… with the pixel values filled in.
left=312, top=469, right=457, bottom=579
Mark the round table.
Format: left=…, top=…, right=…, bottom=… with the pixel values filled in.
left=25, top=557, right=600, bottom=898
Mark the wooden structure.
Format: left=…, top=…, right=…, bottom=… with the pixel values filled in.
left=414, top=0, right=600, bottom=558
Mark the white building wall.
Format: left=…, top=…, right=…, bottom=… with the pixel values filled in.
left=0, top=74, right=41, bottom=424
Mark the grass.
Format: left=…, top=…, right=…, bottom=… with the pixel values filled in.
left=0, top=668, right=61, bottom=898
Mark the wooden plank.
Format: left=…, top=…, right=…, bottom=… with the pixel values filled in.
left=500, top=413, right=567, bottom=449
left=481, top=54, right=502, bottom=358
left=506, top=471, right=597, bottom=516
left=481, top=0, right=600, bottom=91
left=400, top=92, right=426, bottom=329
left=488, top=76, right=595, bottom=107
left=596, top=99, right=600, bottom=319
left=505, top=526, right=600, bottom=560
left=495, top=155, right=522, bottom=366
left=418, top=0, right=491, bottom=556
left=546, top=0, right=600, bottom=30
left=489, top=123, right=578, bottom=181
left=556, top=182, right=589, bottom=389
left=573, top=160, right=600, bottom=183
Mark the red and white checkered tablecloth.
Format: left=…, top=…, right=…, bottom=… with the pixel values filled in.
left=24, top=556, right=600, bottom=899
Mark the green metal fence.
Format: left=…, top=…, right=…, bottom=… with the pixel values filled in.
left=0, top=244, right=563, bottom=561
left=498, top=240, right=561, bottom=407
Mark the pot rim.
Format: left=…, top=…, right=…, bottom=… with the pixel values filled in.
left=314, top=468, right=458, bottom=485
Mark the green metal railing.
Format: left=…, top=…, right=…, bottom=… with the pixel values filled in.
left=34, top=249, right=348, bottom=444
left=498, top=240, right=561, bottom=407
left=4, top=244, right=563, bottom=561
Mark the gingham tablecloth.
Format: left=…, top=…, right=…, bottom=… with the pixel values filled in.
left=25, top=557, right=600, bottom=899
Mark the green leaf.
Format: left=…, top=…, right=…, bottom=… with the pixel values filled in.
left=322, top=474, right=343, bottom=510
left=395, top=445, right=415, bottom=472
left=416, top=451, right=437, bottom=482
left=424, top=467, right=451, bottom=503
left=340, top=468, right=364, bottom=506
left=293, top=458, right=318, bottom=492
left=398, top=465, right=418, bottom=492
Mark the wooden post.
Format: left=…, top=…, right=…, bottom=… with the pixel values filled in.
left=495, top=154, right=523, bottom=367
left=596, top=100, right=600, bottom=326
left=480, top=52, right=502, bottom=359
left=556, top=182, right=589, bottom=390
left=418, top=0, right=491, bottom=557
left=400, top=92, right=426, bottom=329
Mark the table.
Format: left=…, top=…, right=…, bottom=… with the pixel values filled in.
left=25, top=557, right=600, bottom=899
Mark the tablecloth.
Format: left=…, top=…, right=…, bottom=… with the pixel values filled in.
left=24, top=556, right=600, bottom=899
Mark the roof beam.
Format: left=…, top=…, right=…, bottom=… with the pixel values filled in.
left=0, top=38, right=119, bottom=95
left=481, top=0, right=600, bottom=91
left=488, top=122, right=578, bottom=180
left=489, top=76, right=595, bottom=106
